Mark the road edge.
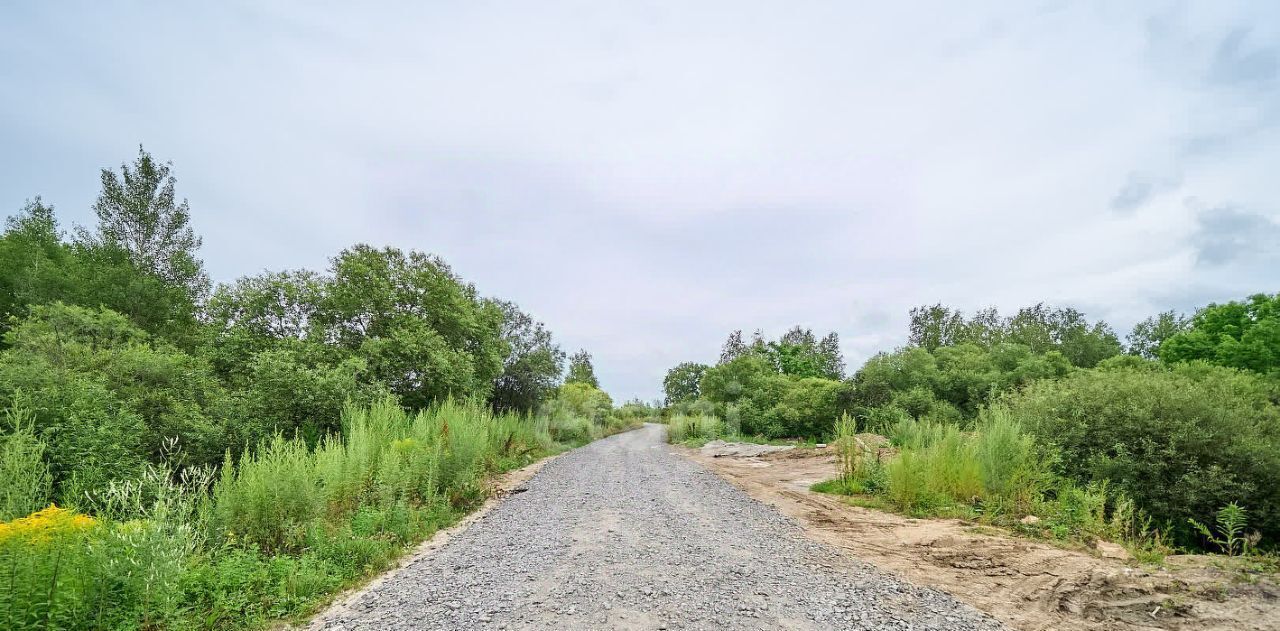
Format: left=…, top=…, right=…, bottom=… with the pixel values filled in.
left=299, top=453, right=562, bottom=629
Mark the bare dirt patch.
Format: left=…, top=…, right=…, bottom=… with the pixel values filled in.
left=679, top=444, right=1280, bottom=631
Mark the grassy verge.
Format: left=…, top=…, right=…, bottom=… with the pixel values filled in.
left=810, top=411, right=1172, bottom=563
left=0, top=398, right=628, bottom=630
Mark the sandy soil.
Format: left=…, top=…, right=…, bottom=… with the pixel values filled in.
left=680, top=444, right=1280, bottom=631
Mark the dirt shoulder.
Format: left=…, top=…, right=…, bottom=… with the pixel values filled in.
left=677, top=444, right=1279, bottom=631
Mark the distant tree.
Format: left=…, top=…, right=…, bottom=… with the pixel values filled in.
left=718, top=330, right=748, bottom=364
left=565, top=349, right=600, bottom=388
left=817, top=332, right=845, bottom=379
left=1160, top=293, right=1280, bottom=375
left=0, top=198, right=70, bottom=330
left=908, top=302, right=1121, bottom=368
left=491, top=301, right=565, bottom=413
left=662, top=362, right=707, bottom=405
left=908, top=304, right=967, bottom=351
left=543, top=381, right=613, bottom=424
left=1127, top=311, right=1189, bottom=359
left=763, top=326, right=844, bottom=379
left=77, top=146, right=209, bottom=302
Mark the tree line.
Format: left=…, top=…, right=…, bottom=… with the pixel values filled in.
left=663, top=295, right=1280, bottom=549
left=0, top=146, right=604, bottom=505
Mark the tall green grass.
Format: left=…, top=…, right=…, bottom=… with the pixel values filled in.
left=666, top=414, right=723, bottom=443
left=0, top=397, right=598, bottom=630
left=817, top=405, right=1163, bottom=556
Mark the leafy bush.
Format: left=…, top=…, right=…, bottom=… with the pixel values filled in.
left=1002, top=361, right=1280, bottom=544
left=237, top=348, right=388, bottom=446
left=0, top=303, right=231, bottom=495
left=698, top=356, right=853, bottom=439
left=850, top=343, right=1072, bottom=423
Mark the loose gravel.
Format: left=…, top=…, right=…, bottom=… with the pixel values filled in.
left=312, top=424, right=1006, bottom=630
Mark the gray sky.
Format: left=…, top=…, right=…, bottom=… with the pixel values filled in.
left=2, top=1, right=1277, bottom=402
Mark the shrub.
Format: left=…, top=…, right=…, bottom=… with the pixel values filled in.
left=1002, top=362, right=1280, bottom=544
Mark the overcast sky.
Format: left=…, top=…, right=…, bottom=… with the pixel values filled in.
left=2, top=1, right=1277, bottom=402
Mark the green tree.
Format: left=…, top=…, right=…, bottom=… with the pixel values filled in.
left=77, top=146, right=209, bottom=303
left=318, top=245, right=505, bottom=408
left=662, top=361, right=707, bottom=405
left=544, top=381, right=613, bottom=423
left=765, top=327, right=844, bottom=379
left=718, top=330, right=749, bottom=364
left=1127, top=310, right=1189, bottom=359
left=491, top=301, right=565, bottom=413
left=237, top=348, right=388, bottom=445
left=0, top=304, right=241, bottom=500
left=908, top=304, right=967, bottom=351
left=1160, top=293, right=1280, bottom=375
left=565, top=349, right=600, bottom=388
left=203, top=270, right=329, bottom=381
left=0, top=303, right=231, bottom=467
left=0, top=198, right=72, bottom=332
left=906, top=302, right=1120, bottom=368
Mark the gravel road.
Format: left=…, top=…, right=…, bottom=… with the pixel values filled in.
left=313, top=424, right=1006, bottom=630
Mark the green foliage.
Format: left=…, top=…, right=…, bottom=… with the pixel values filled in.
left=542, top=382, right=613, bottom=424
left=1160, top=293, right=1280, bottom=375
left=666, top=414, right=722, bottom=443
left=907, top=303, right=1122, bottom=368
left=1126, top=310, right=1189, bottom=359
left=490, top=301, right=565, bottom=413
left=212, top=436, right=324, bottom=553
left=202, top=270, right=328, bottom=381
left=1189, top=503, right=1257, bottom=557
left=0, top=407, right=50, bottom=521
left=0, top=462, right=210, bottom=631
left=696, top=354, right=852, bottom=439
left=0, top=303, right=231, bottom=487
left=662, top=361, right=707, bottom=405
left=318, top=244, right=506, bottom=408
left=832, top=413, right=886, bottom=494
left=817, top=407, right=1156, bottom=553
left=850, top=342, right=1072, bottom=424
left=564, top=349, right=600, bottom=388
left=77, top=145, right=209, bottom=303
left=614, top=399, right=659, bottom=418
left=0, top=198, right=199, bottom=343
left=716, top=327, right=844, bottom=379
left=1002, top=362, right=1280, bottom=544
left=237, top=348, right=388, bottom=445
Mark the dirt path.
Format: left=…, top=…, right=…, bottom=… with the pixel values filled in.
left=308, top=424, right=1004, bottom=630
left=681, top=445, right=1280, bottom=631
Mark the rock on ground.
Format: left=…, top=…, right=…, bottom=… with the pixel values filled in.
left=700, top=439, right=795, bottom=458
left=311, top=423, right=1006, bottom=631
